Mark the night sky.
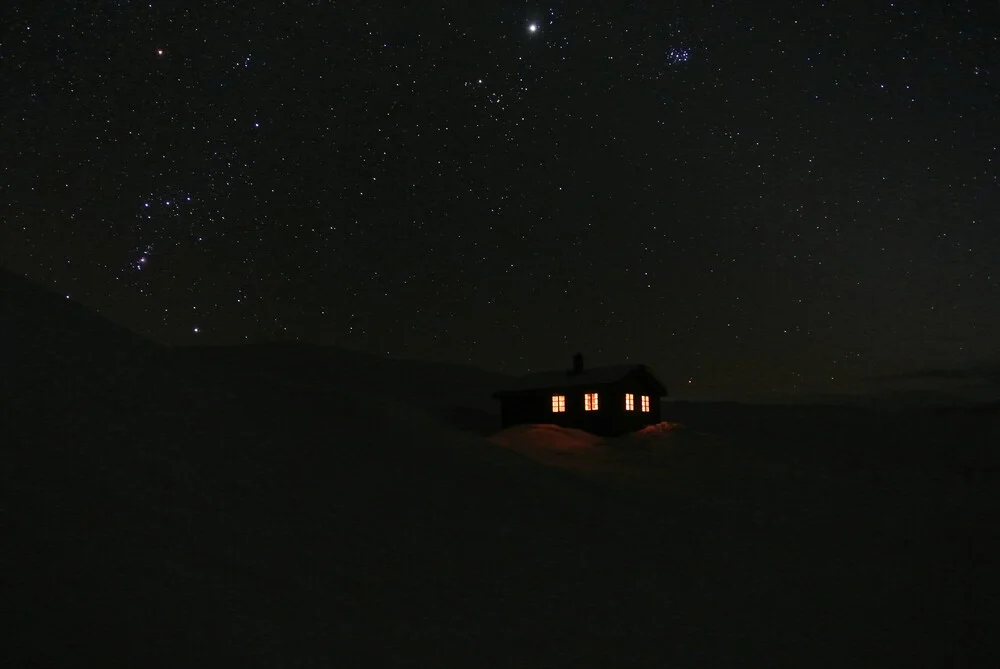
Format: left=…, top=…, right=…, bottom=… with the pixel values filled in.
left=4, top=1, right=999, bottom=401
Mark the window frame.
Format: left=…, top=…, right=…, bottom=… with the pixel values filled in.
left=584, top=392, right=599, bottom=411
left=641, top=395, right=650, bottom=412
left=625, top=393, right=635, bottom=411
left=551, top=394, right=566, bottom=413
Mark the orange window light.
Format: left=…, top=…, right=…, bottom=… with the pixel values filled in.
left=585, top=392, right=599, bottom=411
left=551, top=395, right=566, bottom=412
left=625, top=393, right=635, bottom=411
left=641, top=395, right=650, bottom=412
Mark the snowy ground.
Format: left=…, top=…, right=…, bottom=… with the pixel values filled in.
left=3, top=268, right=996, bottom=667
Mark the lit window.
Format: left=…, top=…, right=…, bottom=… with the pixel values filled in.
left=551, top=395, right=566, bottom=412
left=625, top=393, right=635, bottom=411
left=584, top=392, right=599, bottom=411
left=641, top=395, right=650, bottom=412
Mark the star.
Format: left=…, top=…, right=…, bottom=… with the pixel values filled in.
left=528, top=23, right=538, bottom=34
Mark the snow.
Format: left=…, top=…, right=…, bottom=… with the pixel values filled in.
left=2, top=267, right=996, bottom=667
left=488, top=422, right=689, bottom=477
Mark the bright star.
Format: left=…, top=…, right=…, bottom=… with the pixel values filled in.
left=528, top=23, right=538, bottom=34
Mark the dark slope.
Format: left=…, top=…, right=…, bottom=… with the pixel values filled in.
left=1, top=270, right=686, bottom=667
left=1, top=267, right=155, bottom=365
left=2, top=268, right=168, bottom=449
left=172, top=341, right=509, bottom=434
left=2, top=268, right=995, bottom=667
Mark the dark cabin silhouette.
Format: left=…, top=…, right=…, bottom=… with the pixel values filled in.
left=492, top=353, right=667, bottom=436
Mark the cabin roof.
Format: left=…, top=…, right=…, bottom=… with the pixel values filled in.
left=493, top=363, right=667, bottom=397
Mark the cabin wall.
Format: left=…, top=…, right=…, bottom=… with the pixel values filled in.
left=608, top=383, right=662, bottom=434
left=498, top=382, right=663, bottom=436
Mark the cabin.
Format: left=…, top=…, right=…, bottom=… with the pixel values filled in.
left=492, top=353, right=667, bottom=436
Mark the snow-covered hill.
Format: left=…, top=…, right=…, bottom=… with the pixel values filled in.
left=2, top=268, right=994, bottom=667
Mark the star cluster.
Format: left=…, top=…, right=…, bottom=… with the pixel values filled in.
left=3, top=1, right=998, bottom=400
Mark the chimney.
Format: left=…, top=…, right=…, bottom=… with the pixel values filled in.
left=572, top=352, right=584, bottom=375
